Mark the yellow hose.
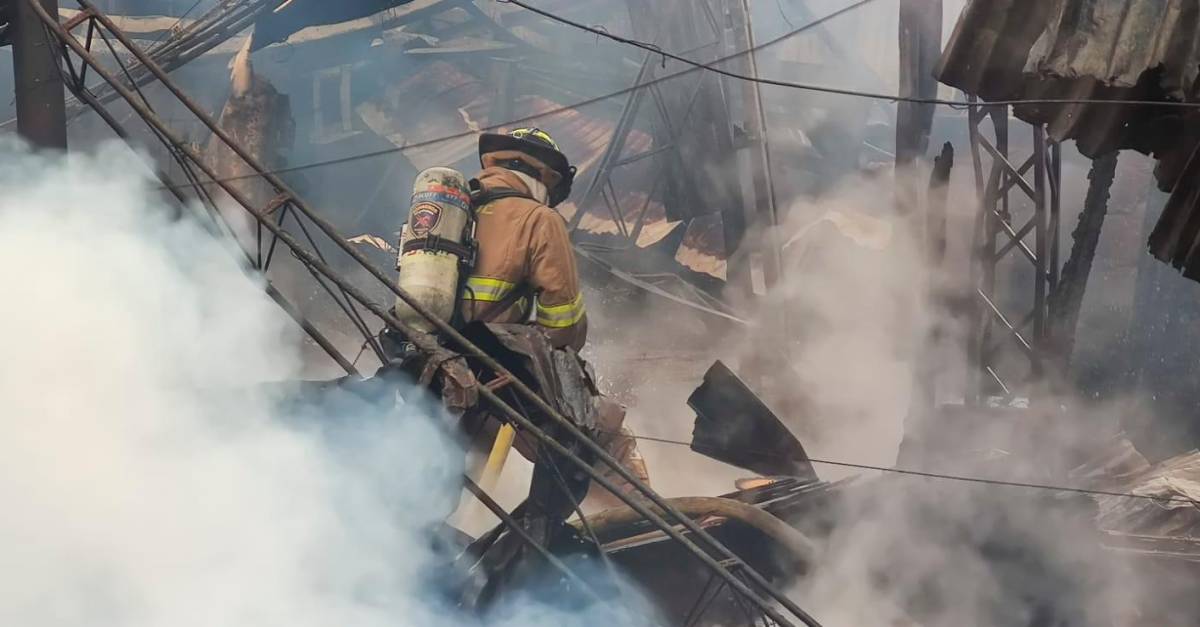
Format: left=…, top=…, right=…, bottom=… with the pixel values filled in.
left=450, top=424, right=517, bottom=531
left=478, top=424, right=516, bottom=493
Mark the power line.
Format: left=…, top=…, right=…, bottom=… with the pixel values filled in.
left=155, top=0, right=881, bottom=190
left=164, top=0, right=1200, bottom=191
left=613, top=432, right=1200, bottom=506
left=147, top=0, right=208, bottom=51
left=503, top=0, right=1200, bottom=110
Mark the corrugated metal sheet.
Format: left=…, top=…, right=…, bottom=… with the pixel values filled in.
left=676, top=213, right=727, bottom=279
left=356, top=60, right=493, bottom=170
left=938, top=0, right=1200, bottom=161
left=937, top=0, right=1200, bottom=279
left=510, top=94, right=653, bottom=179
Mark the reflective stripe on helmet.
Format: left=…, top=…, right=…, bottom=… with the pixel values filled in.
left=510, top=127, right=560, bottom=151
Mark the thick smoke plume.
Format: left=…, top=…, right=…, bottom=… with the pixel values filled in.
left=0, top=140, right=649, bottom=627
left=760, top=168, right=1174, bottom=626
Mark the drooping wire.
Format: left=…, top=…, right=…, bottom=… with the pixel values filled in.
left=153, top=0, right=894, bottom=190
left=147, top=0, right=208, bottom=52
left=602, top=431, right=1200, bottom=506
left=501, top=0, right=1200, bottom=110
left=159, top=0, right=1200, bottom=193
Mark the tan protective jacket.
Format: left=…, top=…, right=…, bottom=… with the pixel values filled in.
left=459, top=166, right=587, bottom=350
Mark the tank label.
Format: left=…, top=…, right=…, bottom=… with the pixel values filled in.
left=412, top=186, right=470, bottom=210
left=410, top=202, right=442, bottom=238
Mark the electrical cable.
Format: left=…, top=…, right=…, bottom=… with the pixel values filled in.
left=159, top=0, right=1200, bottom=193
left=146, top=0, right=207, bottom=51
left=153, top=0, right=889, bottom=190
left=601, top=431, right=1200, bottom=506
left=501, top=0, right=1200, bottom=110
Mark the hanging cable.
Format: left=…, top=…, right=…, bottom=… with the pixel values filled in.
left=600, top=431, right=1200, bottom=505
left=500, top=0, right=1200, bottom=110
left=154, top=0, right=892, bottom=189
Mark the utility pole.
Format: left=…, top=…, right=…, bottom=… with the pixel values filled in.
left=12, top=0, right=68, bottom=149
left=721, top=0, right=781, bottom=299
left=895, top=0, right=942, bottom=170
left=898, top=0, right=942, bottom=450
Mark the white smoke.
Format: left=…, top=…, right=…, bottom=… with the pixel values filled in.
left=757, top=165, right=1175, bottom=626
left=759, top=170, right=923, bottom=472
left=0, top=140, right=651, bottom=627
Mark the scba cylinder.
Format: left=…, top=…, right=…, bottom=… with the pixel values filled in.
left=395, top=167, right=473, bottom=333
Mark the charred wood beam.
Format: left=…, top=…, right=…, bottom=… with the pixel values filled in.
left=895, top=0, right=941, bottom=166
left=1048, top=151, right=1118, bottom=369
left=1150, top=140, right=1200, bottom=279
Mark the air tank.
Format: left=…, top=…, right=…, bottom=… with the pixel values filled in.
left=394, top=167, right=473, bottom=333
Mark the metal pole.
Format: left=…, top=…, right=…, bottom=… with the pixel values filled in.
left=35, top=6, right=818, bottom=625
left=12, top=0, right=67, bottom=148
left=1032, top=124, right=1047, bottom=381
left=895, top=0, right=941, bottom=167
left=461, top=476, right=600, bottom=602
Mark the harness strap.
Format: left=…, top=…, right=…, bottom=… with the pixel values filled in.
left=471, top=186, right=535, bottom=206
left=462, top=183, right=539, bottom=323
left=400, top=234, right=475, bottom=259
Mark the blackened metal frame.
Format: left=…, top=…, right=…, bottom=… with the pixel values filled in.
left=31, top=2, right=823, bottom=625
left=966, top=101, right=1062, bottom=404
left=566, top=5, right=723, bottom=245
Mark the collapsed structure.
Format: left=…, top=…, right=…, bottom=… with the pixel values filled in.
left=4, top=0, right=1200, bottom=625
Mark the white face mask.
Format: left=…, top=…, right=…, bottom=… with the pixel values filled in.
left=510, top=170, right=549, bottom=205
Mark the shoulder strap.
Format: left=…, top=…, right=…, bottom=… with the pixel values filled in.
left=465, top=183, right=537, bottom=323
left=471, top=186, right=536, bottom=207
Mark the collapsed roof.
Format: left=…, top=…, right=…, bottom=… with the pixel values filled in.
left=935, top=0, right=1200, bottom=279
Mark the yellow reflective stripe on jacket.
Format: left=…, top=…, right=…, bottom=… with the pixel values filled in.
left=461, top=276, right=516, bottom=302
left=536, top=292, right=585, bottom=328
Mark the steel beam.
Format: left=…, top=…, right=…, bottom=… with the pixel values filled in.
left=966, top=103, right=1062, bottom=404
left=53, top=41, right=361, bottom=377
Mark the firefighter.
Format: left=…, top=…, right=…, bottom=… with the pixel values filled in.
left=463, top=127, right=649, bottom=509
left=460, top=127, right=586, bottom=346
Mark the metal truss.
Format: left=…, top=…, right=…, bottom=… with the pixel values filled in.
left=566, top=1, right=724, bottom=246
left=28, top=2, right=823, bottom=624
left=966, top=100, right=1062, bottom=403
left=682, top=559, right=786, bottom=627
left=48, top=3, right=384, bottom=372
left=57, top=0, right=278, bottom=122
left=567, top=0, right=781, bottom=282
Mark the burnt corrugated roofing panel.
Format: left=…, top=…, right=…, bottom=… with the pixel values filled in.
left=938, top=0, right=1200, bottom=162
left=937, top=0, right=1200, bottom=280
